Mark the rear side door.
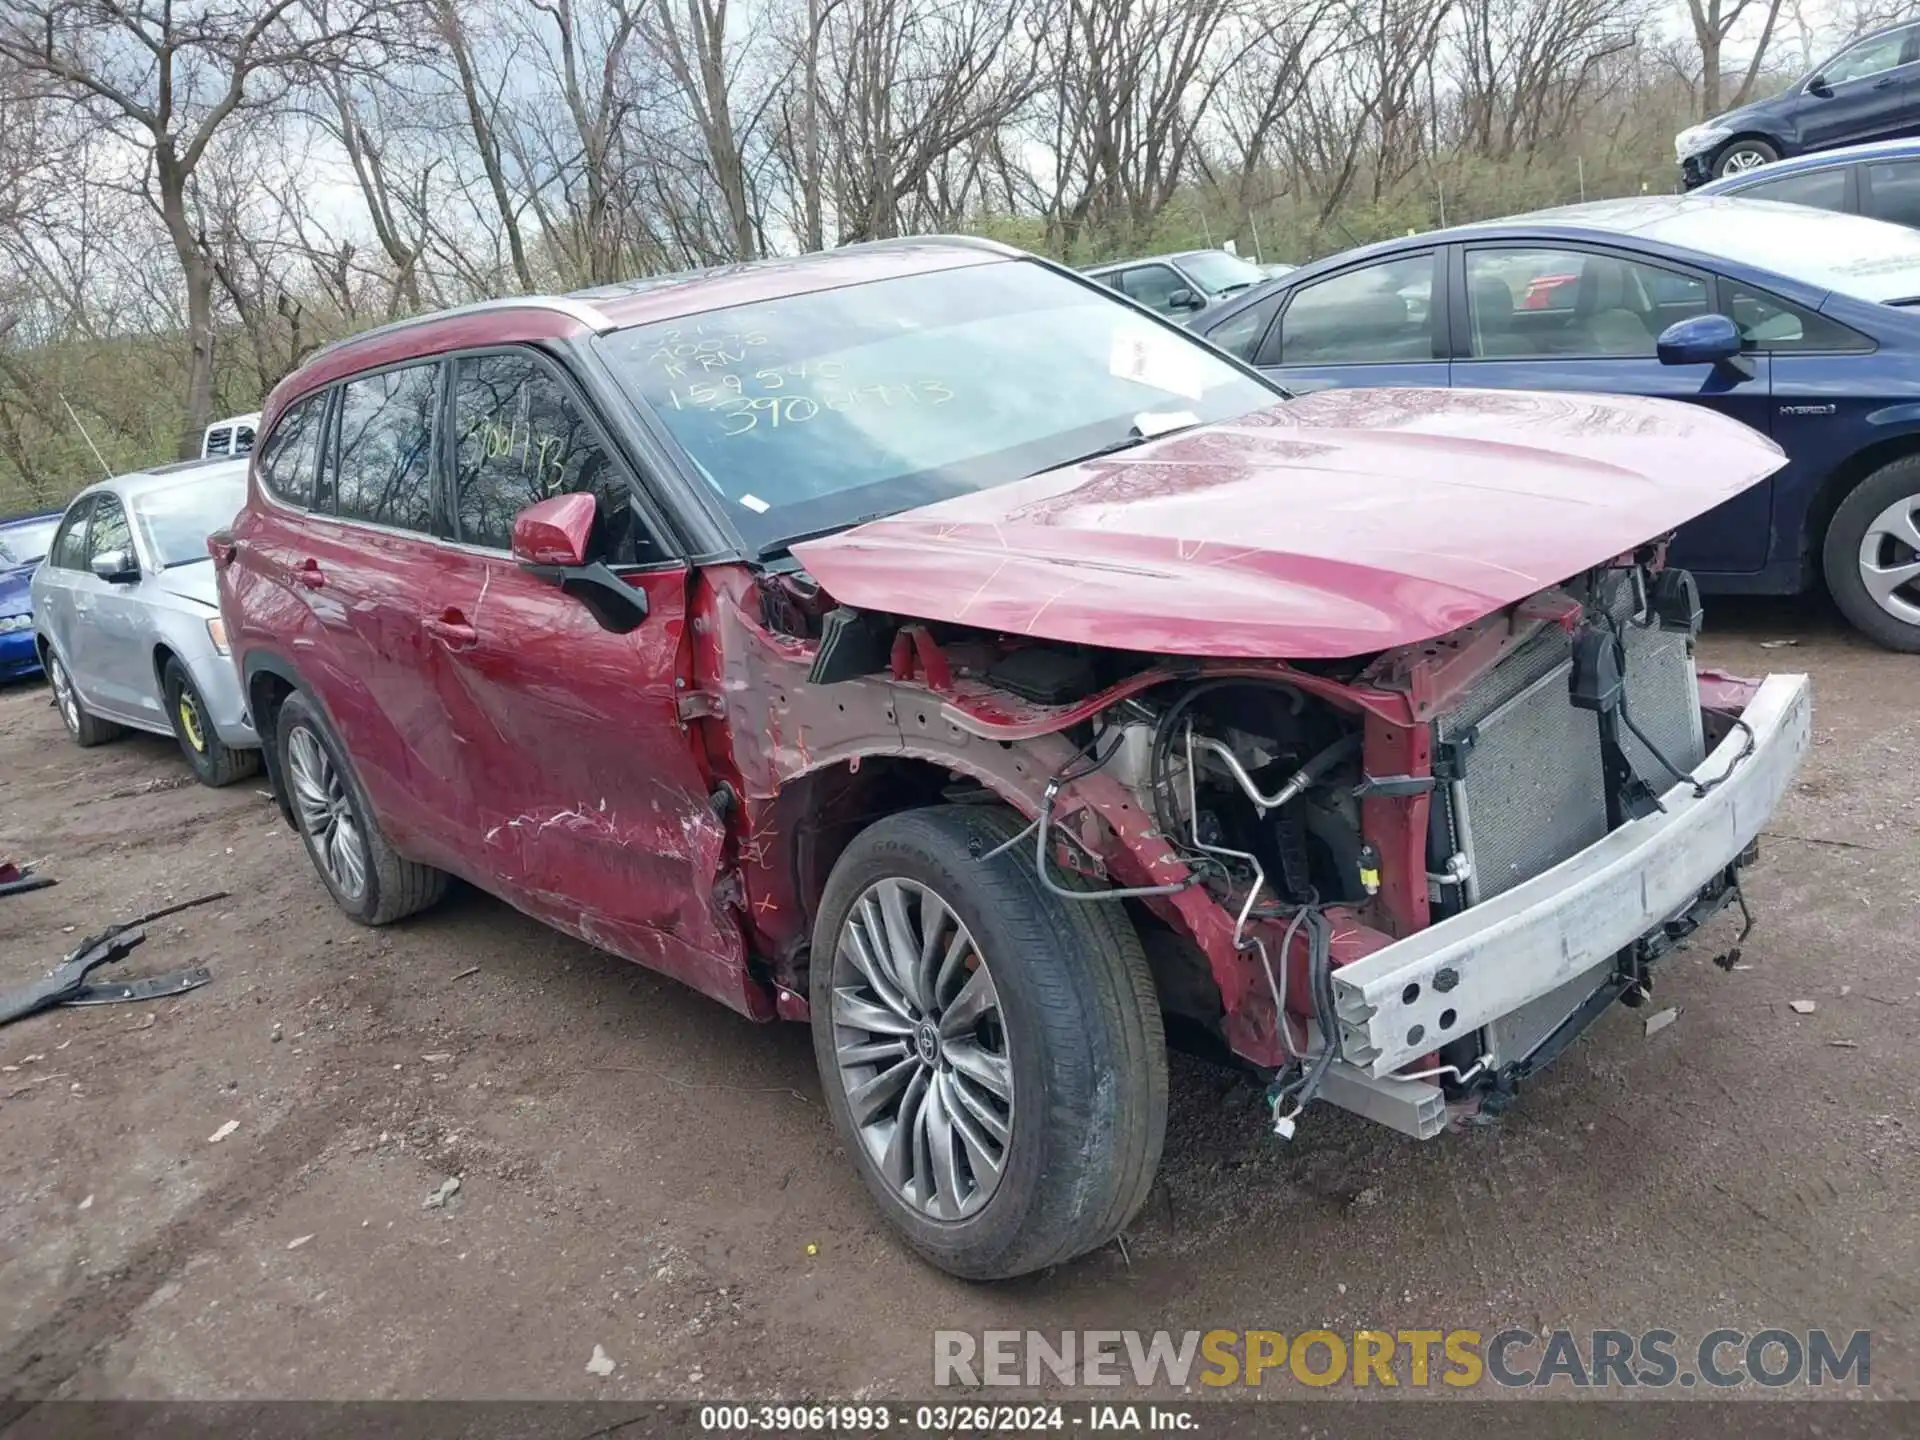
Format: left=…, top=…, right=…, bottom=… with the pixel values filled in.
left=418, top=347, right=746, bottom=1003
left=1447, top=242, right=1775, bottom=574
left=1801, top=26, right=1920, bottom=149
left=1250, top=250, right=1450, bottom=393
left=286, top=360, right=477, bottom=859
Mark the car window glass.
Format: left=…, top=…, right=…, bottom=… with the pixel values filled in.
left=451, top=352, right=667, bottom=562
left=1724, top=281, right=1867, bottom=351
left=1205, top=292, right=1283, bottom=362
left=87, top=497, right=132, bottom=566
left=1275, top=254, right=1434, bottom=364
left=1742, top=167, right=1849, bottom=212
left=1822, top=31, right=1906, bottom=84
left=1866, top=160, right=1920, bottom=229
left=258, top=394, right=324, bottom=508
left=50, top=499, right=93, bottom=570
left=332, top=364, right=438, bottom=532
left=1115, top=265, right=1191, bottom=314
left=1463, top=248, right=1708, bottom=359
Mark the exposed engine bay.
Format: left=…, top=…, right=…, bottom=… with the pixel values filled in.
left=740, top=550, right=1808, bottom=1144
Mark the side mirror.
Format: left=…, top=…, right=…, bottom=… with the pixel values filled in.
left=1807, top=74, right=1831, bottom=96
left=1657, top=313, right=1743, bottom=367
left=89, top=549, right=138, bottom=584
left=1166, top=287, right=1205, bottom=312
left=511, top=493, right=649, bottom=635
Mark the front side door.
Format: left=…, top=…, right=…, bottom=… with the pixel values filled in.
left=72, top=494, right=154, bottom=719
left=1448, top=243, right=1775, bottom=574
left=418, top=347, right=744, bottom=1002
left=36, top=497, right=93, bottom=680
left=1111, top=263, right=1201, bottom=319
left=1801, top=26, right=1920, bottom=148
left=1251, top=250, right=1450, bottom=393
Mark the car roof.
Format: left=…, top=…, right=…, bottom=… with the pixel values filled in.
left=1697, top=136, right=1920, bottom=193
left=1084, top=251, right=1215, bottom=275
left=302, top=236, right=1018, bottom=375
left=69, top=456, right=250, bottom=509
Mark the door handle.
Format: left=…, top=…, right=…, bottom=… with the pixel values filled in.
left=293, top=559, right=326, bottom=590
left=423, top=610, right=478, bottom=652
left=1874, top=76, right=1896, bottom=89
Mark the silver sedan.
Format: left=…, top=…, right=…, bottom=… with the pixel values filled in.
left=31, top=459, right=260, bottom=786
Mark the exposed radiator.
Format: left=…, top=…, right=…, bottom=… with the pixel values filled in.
left=1436, top=572, right=1705, bottom=904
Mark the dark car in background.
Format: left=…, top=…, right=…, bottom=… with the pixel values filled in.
left=1696, top=136, right=1920, bottom=229
left=0, top=512, right=61, bottom=681
left=1084, top=248, right=1269, bottom=321
left=1676, top=19, right=1920, bottom=184
left=1189, top=196, right=1920, bottom=650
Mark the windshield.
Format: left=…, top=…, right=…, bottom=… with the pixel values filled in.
left=0, top=518, right=58, bottom=568
left=598, top=259, right=1276, bottom=553
left=1652, top=200, right=1920, bottom=302
left=132, top=473, right=247, bottom=568
left=1178, top=251, right=1268, bottom=295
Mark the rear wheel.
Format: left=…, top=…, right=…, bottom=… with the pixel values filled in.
left=163, top=658, right=260, bottom=787
left=45, top=649, right=121, bottom=747
left=276, top=689, right=447, bottom=925
left=810, top=805, right=1166, bottom=1280
left=1714, top=139, right=1778, bottom=176
left=1825, top=455, right=1920, bottom=652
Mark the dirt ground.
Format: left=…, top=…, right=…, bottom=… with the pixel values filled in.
left=0, top=593, right=1915, bottom=1406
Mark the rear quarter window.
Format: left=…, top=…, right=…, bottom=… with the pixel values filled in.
left=258, top=394, right=326, bottom=508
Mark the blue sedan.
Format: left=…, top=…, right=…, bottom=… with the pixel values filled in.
left=1696, top=137, right=1920, bottom=229
left=1189, top=195, right=1920, bottom=650
left=0, top=512, right=61, bottom=680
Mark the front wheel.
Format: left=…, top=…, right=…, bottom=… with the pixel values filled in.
left=164, top=658, right=260, bottom=787
left=810, top=805, right=1166, bottom=1280
left=1824, top=455, right=1920, bottom=651
left=1714, top=138, right=1778, bottom=176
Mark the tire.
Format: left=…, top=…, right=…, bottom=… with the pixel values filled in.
left=810, top=804, right=1166, bottom=1280
left=1714, top=138, right=1779, bottom=177
left=163, top=658, right=261, bottom=787
left=275, top=688, right=448, bottom=925
left=1823, top=454, right=1920, bottom=652
left=45, top=647, right=122, bottom=747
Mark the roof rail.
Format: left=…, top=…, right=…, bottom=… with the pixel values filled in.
left=305, top=294, right=617, bottom=366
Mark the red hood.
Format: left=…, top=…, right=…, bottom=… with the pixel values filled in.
left=792, top=387, right=1787, bottom=660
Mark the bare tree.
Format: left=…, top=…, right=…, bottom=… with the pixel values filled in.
left=0, top=0, right=391, bottom=458
left=1686, top=0, right=1788, bottom=115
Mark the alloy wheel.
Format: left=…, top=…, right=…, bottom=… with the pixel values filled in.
left=48, top=655, right=79, bottom=735
left=1721, top=148, right=1768, bottom=173
left=177, top=691, right=206, bottom=752
left=1857, top=494, right=1920, bottom=626
left=286, top=725, right=368, bottom=900
left=830, top=878, right=1013, bottom=1220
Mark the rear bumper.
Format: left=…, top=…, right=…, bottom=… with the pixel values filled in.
left=1331, top=672, right=1811, bottom=1080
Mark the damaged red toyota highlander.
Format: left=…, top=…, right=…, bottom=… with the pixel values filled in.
left=214, top=238, right=1811, bottom=1280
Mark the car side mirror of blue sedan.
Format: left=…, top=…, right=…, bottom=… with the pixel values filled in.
left=1657, top=313, right=1744, bottom=367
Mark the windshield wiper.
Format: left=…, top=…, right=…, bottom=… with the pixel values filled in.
left=164, top=556, right=213, bottom=569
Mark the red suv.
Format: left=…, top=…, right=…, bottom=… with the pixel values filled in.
left=217, top=238, right=1810, bottom=1279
